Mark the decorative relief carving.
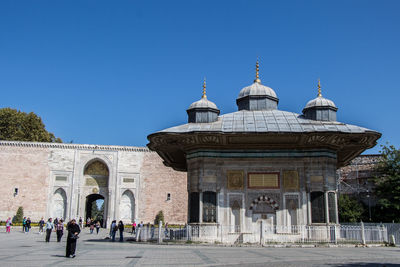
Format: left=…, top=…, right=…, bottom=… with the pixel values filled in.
left=248, top=173, right=279, bottom=189
left=227, top=170, right=244, bottom=190
left=84, top=161, right=109, bottom=176
left=306, top=135, right=327, bottom=144
left=249, top=195, right=279, bottom=212
left=327, top=176, right=336, bottom=185
left=203, top=176, right=217, bottom=183
left=200, top=135, right=220, bottom=144
left=310, top=176, right=323, bottom=183
left=85, top=176, right=108, bottom=187
left=283, top=171, right=299, bottom=190
left=123, top=178, right=135, bottom=183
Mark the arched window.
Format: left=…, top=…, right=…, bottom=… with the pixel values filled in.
left=203, top=191, right=216, bottom=223
left=53, top=188, right=67, bottom=220
left=120, top=190, right=135, bottom=222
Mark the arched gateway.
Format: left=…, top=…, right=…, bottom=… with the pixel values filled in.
left=82, top=160, right=109, bottom=227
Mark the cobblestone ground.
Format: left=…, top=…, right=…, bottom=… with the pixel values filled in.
left=0, top=228, right=399, bottom=267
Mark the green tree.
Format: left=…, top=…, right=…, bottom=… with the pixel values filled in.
left=13, top=206, right=24, bottom=223
left=338, top=194, right=364, bottom=222
left=91, top=202, right=99, bottom=220
left=374, top=144, right=400, bottom=222
left=0, top=108, right=62, bottom=142
left=154, top=210, right=165, bottom=225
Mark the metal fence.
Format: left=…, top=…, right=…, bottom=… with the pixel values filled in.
left=131, top=223, right=388, bottom=245
left=342, top=223, right=399, bottom=245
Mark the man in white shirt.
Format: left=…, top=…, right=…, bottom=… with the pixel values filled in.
left=45, top=218, right=53, bottom=242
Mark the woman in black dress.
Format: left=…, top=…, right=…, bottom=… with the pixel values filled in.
left=66, top=219, right=80, bottom=258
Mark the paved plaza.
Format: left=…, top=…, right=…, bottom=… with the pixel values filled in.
left=0, top=228, right=399, bottom=267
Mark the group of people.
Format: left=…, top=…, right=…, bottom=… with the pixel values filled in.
left=84, top=217, right=101, bottom=234
left=109, top=220, right=125, bottom=242
left=22, top=217, right=32, bottom=233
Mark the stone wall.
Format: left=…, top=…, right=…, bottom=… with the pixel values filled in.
left=140, top=152, right=188, bottom=224
left=0, top=145, right=50, bottom=220
left=0, top=141, right=188, bottom=224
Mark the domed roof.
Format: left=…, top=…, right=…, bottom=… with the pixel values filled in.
left=238, top=82, right=278, bottom=100
left=303, top=80, right=337, bottom=111
left=304, top=95, right=337, bottom=109
left=237, top=60, right=278, bottom=101
left=187, top=78, right=219, bottom=111
left=188, top=97, right=219, bottom=110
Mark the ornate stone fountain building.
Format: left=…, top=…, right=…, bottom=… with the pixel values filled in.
left=147, top=62, right=381, bottom=242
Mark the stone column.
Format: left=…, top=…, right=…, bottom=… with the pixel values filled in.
left=106, top=189, right=112, bottom=227
left=199, top=191, right=203, bottom=223
left=324, top=191, right=329, bottom=224
left=334, top=192, right=339, bottom=224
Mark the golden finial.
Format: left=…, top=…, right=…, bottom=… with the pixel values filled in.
left=254, top=59, right=261, bottom=83
left=317, top=78, right=322, bottom=97
left=202, top=77, right=207, bottom=99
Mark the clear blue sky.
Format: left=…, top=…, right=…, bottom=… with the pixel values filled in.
left=1, top=0, right=399, bottom=154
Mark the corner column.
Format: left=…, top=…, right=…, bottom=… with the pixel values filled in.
left=199, top=191, right=203, bottom=223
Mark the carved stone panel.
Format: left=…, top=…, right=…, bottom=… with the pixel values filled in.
left=227, top=170, right=244, bottom=190
left=248, top=173, right=279, bottom=189
left=310, top=176, right=323, bottom=183
left=283, top=171, right=299, bottom=190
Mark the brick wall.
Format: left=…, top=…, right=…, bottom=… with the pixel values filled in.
left=0, top=146, right=50, bottom=221
left=139, top=152, right=188, bottom=224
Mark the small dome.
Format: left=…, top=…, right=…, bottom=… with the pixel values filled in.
left=188, top=97, right=218, bottom=110
left=237, top=82, right=278, bottom=100
left=304, top=96, right=337, bottom=110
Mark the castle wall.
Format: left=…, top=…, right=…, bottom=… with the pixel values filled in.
left=0, top=142, right=188, bottom=225
left=0, top=145, right=50, bottom=220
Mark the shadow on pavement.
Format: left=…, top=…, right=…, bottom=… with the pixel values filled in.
left=51, top=255, right=67, bottom=258
left=331, top=263, right=400, bottom=267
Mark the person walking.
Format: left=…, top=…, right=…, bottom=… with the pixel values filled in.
left=78, top=217, right=83, bottom=229
left=110, top=220, right=117, bottom=242
left=118, top=221, right=124, bottom=242
left=22, top=217, right=26, bottom=233
left=25, top=218, right=31, bottom=233
left=89, top=220, right=94, bottom=234
left=56, top=219, right=64, bottom=242
left=5, top=217, right=12, bottom=233
left=95, top=221, right=100, bottom=234
left=164, top=222, right=169, bottom=238
left=66, top=219, right=80, bottom=258
left=131, top=221, right=136, bottom=235
left=45, top=218, right=53, bottom=242
left=38, top=218, right=45, bottom=234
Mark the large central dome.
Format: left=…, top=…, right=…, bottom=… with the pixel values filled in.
left=237, top=82, right=278, bottom=99
left=236, top=60, right=279, bottom=111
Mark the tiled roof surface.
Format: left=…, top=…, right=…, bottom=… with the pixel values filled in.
left=160, top=110, right=374, bottom=134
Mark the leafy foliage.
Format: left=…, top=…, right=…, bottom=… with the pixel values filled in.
left=374, top=144, right=400, bottom=222
left=13, top=206, right=24, bottom=223
left=0, top=108, right=61, bottom=142
left=338, top=194, right=364, bottom=222
left=154, top=210, right=165, bottom=225
left=91, top=200, right=104, bottom=221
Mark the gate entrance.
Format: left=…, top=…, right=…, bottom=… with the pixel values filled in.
left=85, top=194, right=105, bottom=227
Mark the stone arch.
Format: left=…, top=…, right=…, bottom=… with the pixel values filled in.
left=83, top=159, right=109, bottom=187
left=249, top=195, right=279, bottom=211
left=52, top=188, right=67, bottom=220
left=120, top=190, right=135, bottom=222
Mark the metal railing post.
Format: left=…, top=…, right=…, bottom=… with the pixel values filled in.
left=158, top=220, right=162, bottom=244
left=361, top=221, right=366, bottom=245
